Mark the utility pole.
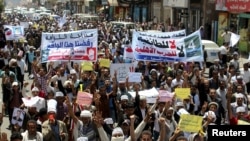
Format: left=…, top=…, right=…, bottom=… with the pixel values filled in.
left=187, top=0, right=190, bottom=34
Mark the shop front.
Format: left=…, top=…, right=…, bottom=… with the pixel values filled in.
left=118, top=0, right=150, bottom=22
left=216, top=0, right=250, bottom=52
left=237, top=13, right=250, bottom=52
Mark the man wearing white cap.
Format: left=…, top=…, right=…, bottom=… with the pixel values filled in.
left=230, top=93, right=248, bottom=116
left=42, top=99, right=68, bottom=141
left=117, top=81, right=132, bottom=101
left=9, top=58, right=23, bottom=86
left=230, top=52, right=239, bottom=71
left=227, top=88, right=250, bottom=125
left=30, top=87, right=46, bottom=111
left=69, top=69, right=80, bottom=91
left=209, top=59, right=221, bottom=78
left=55, top=91, right=68, bottom=121
left=65, top=97, right=96, bottom=141
left=134, top=95, right=148, bottom=129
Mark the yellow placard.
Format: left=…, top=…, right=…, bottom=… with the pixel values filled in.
left=40, top=25, right=45, bottom=31
left=238, top=120, right=250, bottom=125
left=99, top=59, right=111, bottom=68
left=179, top=114, right=203, bottom=133
left=81, top=62, right=93, bottom=71
left=33, top=23, right=38, bottom=29
left=175, top=88, right=190, bottom=99
left=80, top=84, right=83, bottom=92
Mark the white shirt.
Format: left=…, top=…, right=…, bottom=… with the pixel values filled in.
left=51, top=74, right=68, bottom=85
left=216, top=88, right=228, bottom=110
left=220, top=46, right=227, bottom=55
left=240, top=68, right=250, bottom=83
left=21, top=130, right=43, bottom=141
left=17, top=59, right=27, bottom=75
left=230, top=102, right=248, bottom=116
left=140, top=108, right=146, bottom=119
left=171, top=79, right=183, bottom=88
left=153, top=110, right=161, bottom=132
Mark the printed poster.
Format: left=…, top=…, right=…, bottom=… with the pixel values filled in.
left=11, top=108, right=25, bottom=127
left=131, top=30, right=203, bottom=62
left=4, top=25, right=25, bottom=41
left=124, top=29, right=186, bottom=60
left=41, top=29, right=98, bottom=62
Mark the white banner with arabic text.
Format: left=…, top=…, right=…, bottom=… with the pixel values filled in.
left=131, top=30, right=203, bottom=62
left=41, top=29, right=98, bottom=63
left=124, top=29, right=186, bottom=60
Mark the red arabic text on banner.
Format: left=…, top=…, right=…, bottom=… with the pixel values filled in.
left=76, top=92, right=93, bottom=106
left=225, top=0, right=250, bottom=13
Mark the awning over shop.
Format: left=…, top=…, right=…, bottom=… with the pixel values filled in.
left=108, top=0, right=119, bottom=6
left=238, top=13, right=250, bottom=19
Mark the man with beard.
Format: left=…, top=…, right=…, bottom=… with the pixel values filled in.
left=21, top=120, right=43, bottom=141
left=66, top=96, right=97, bottom=141
left=227, top=86, right=249, bottom=125
left=55, top=91, right=68, bottom=121
left=42, top=99, right=68, bottom=141
left=9, top=58, right=22, bottom=84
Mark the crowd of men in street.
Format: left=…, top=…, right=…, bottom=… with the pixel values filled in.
left=0, top=12, right=249, bottom=141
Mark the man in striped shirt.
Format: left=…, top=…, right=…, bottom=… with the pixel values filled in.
left=32, top=62, right=53, bottom=97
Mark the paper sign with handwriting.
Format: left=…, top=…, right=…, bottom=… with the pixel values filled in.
left=179, top=114, right=202, bottom=133
left=175, top=88, right=190, bottom=99
left=129, top=87, right=159, bottom=103
left=77, top=92, right=93, bottom=106
left=100, top=59, right=111, bottom=68
left=22, top=97, right=39, bottom=107
left=132, top=29, right=203, bottom=62
left=81, top=61, right=93, bottom=71
left=158, top=90, right=174, bottom=102
left=41, top=29, right=98, bottom=62
left=110, top=63, right=134, bottom=82
left=128, top=72, right=142, bottom=82
left=238, top=120, right=250, bottom=125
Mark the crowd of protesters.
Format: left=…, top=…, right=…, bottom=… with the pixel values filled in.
left=0, top=12, right=249, bottom=141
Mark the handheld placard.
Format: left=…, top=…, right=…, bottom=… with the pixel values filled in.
left=80, top=84, right=83, bottom=92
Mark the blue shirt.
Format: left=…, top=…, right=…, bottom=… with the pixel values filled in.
left=50, top=121, right=61, bottom=141
left=28, top=52, right=35, bottom=63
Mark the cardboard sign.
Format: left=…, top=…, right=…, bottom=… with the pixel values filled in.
left=22, top=97, right=39, bottom=107
left=175, top=88, right=190, bottom=99
left=110, top=63, right=134, bottom=82
left=238, top=120, right=250, bottom=125
left=99, top=58, right=111, bottom=68
left=129, top=87, right=159, bottom=103
left=128, top=72, right=142, bottom=82
left=158, top=90, right=174, bottom=102
left=179, top=114, right=202, bottom=133
left=77, top=92, right=93, bottom=106
left=81, top=61, right=93, bottom=71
